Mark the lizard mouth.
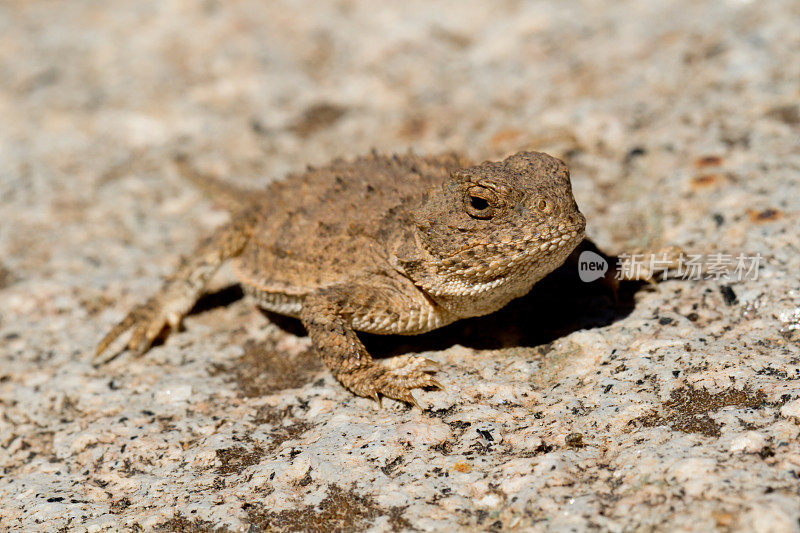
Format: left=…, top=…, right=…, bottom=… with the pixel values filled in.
left=412, top=221, right=586, bottom=300
left=437, top=220, right=585, bottom=263
left=527, top=224, right=585, bottom=254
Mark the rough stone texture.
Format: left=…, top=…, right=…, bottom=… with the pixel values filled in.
left=1, top=1, right=799, bottom=531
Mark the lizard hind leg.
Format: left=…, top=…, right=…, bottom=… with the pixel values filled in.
left=94, top=211, right=254, bottom=364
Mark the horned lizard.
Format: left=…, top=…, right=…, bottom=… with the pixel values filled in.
left=96, top=151, right=588, bottom=406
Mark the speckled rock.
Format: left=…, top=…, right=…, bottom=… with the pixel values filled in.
left=1, top=1, right=799, bottom=531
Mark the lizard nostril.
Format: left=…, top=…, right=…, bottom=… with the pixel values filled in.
left=568, top=213, right=584, bottom=227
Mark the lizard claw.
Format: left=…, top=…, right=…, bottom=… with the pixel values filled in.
left=405, top=393, right=423, bottom=411
left=421, top=358, right=442, bottom=371
left=343, top=355, right=445, bottom=409
left=387, top=386, right=423, bottom=410
left=370, top=391, right=382, bottom=409
left=94, top=297, right=174, bottom=364
left=427, top=377, right=445, bottom=391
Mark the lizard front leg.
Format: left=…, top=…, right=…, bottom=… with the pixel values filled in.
left=300, top=279, right=447, bottom=407
left=95, top=209, right=255, bottom=362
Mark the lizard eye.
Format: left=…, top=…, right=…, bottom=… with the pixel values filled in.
left=464, top=186, right=497, bottom=219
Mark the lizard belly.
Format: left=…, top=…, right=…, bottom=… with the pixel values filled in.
left=242, top=283, right=455, bottom=335
left=242, top=283, right=305, bottom=318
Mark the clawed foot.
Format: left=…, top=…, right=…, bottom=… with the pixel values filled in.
left=341, top=355, right=444, bottom=409
left=94, top=296, right=182, bottom=364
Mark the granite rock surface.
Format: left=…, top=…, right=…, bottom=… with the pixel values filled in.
left=1, top=1, right=799, bottom=531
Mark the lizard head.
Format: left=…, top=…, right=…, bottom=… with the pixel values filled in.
left=403, top=151, right=586, bottom=316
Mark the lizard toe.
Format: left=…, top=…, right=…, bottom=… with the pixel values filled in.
left=380, top=354, right=440, bottom=373
left=374, top=369, right=443, bottom=408
left=339, top=360, right=444, bottom=408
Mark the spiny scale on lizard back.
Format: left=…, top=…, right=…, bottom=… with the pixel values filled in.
left=231, top=152, right=472, bottom=297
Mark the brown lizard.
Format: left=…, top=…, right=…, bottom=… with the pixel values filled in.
left=95, top=151, right=592, bottom=406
